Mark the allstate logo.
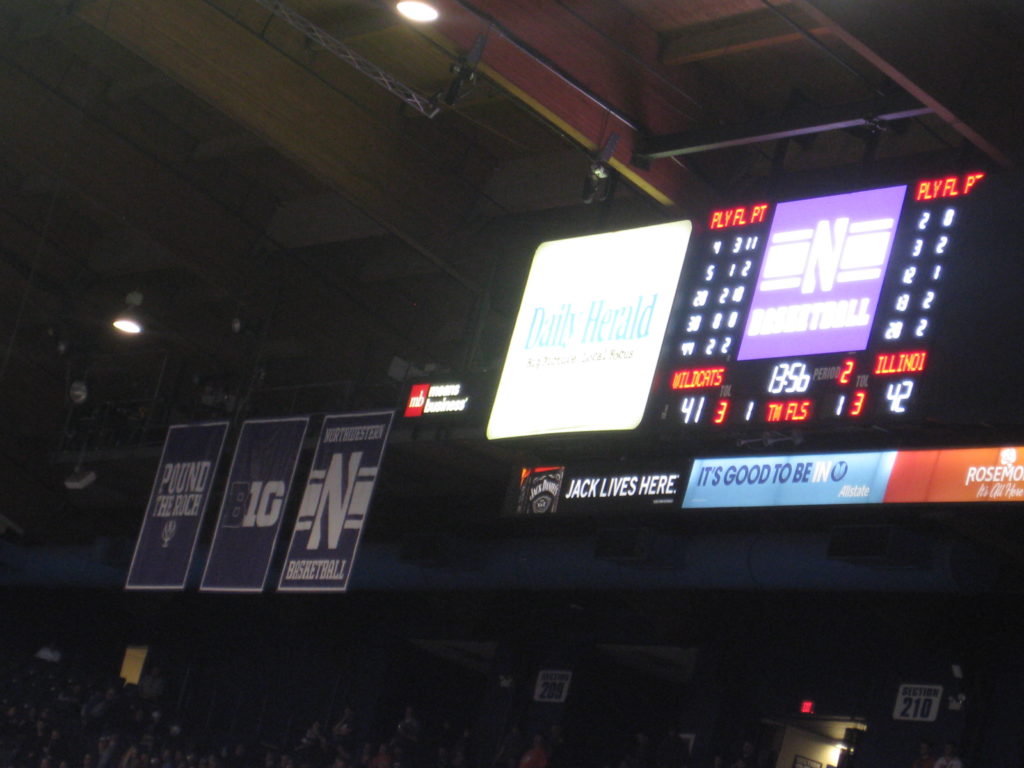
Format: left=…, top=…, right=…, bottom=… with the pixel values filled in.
left=1001, top=447, right=1017, bottom=466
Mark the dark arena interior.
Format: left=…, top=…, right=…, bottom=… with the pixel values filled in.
left=1, top=1, right=1024, bottom=767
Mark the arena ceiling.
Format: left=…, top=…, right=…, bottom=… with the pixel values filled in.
left=0, top=0, right=1021, bottom=551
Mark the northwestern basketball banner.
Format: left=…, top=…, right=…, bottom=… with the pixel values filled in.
left=200, top=417, right=309, bottom=592
left=278, top=411, right=393, bottom=592
left=126, top=421, right=229, bottom=590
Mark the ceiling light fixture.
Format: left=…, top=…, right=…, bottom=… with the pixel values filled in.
left=396, top=1, right=439, bottom=22
left=113, top=291, right=144, bottom=335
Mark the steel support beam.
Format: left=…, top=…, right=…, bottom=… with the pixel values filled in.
left=422, top=0, right=718, bottom=209
left=787, top=0, right=1018, bottom=167
left=637, top=96, right=931, bottom=160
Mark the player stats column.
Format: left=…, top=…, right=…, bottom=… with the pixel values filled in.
left=667, top=202, right=770, bottom=427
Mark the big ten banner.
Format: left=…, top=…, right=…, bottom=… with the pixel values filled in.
left=507, top=460, right=686, bottom=517
left=126, top=422, right=229, bottom=590
left=278, top=411, right=393, bottom=592
left=200, top=417, right=309, bottom=592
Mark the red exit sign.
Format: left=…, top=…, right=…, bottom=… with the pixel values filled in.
left=709, top=203, right=769, bottom=229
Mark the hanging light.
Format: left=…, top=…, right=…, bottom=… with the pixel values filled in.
left=396, top=1, right=439, bottom=22
left=113, top=291, right=144, bottom=334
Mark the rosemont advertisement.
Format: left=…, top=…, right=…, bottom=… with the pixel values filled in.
left=487, top=220, right=692, bottom=439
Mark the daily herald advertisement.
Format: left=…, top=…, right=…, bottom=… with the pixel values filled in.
left=487, top=220, right=691, bottom=439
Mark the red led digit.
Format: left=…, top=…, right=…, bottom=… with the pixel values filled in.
left=838, top=359, right=855, bottom=385
left=963, top=171, right=985, bottom=194
left=712, top=399, right=730, bottom=425
left=850, top=390, right=867, bottom=416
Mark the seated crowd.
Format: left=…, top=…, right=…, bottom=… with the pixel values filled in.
left=0, top=648, right=752, bottom=768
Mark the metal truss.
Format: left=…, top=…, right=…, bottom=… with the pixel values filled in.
left=250, top=0, right=441, bottom=118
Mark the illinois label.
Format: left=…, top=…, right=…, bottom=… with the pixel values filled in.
left=278, top=411, right=393, bottom=592
left=200, top=417, right=309, bottom=592
left=126, top=422, right=229, bottom=590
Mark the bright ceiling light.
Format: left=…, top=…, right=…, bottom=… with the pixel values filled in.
left=113, top=291, right=144, bottom=335
left=113, top=315, right=142, bottom=334
left=396, top=1, right=439, bottom=22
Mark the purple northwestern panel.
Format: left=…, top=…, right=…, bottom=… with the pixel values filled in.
left=738, top=185, right=907, bottom=360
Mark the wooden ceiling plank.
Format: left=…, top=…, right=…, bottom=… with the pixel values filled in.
left=662, top=9, right=833, bottom=65
left=790, top=0, right=1016, bottom=167
left=0, top=56, right=266, bottom=300
left=423, top=0, right=717, bottom=210
left=73, top=0, right=482, bottom=245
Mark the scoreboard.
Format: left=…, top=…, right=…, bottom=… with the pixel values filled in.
left=486, top=168, right=1024, bottom=442
left=652, top=171, right=991, bottom=431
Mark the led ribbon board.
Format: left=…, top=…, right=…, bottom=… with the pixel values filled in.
left=682, top=444, right=1024, bottom=508
left=658, top=172, right=986, bottom=429
left=487, top=220, right=691, bottom=439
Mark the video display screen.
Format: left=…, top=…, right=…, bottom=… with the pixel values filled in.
left=487, top=220, right=691, bottom=439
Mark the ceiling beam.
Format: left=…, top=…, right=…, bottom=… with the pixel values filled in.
left=662, top=10, right=832, bottom=65
left=422, top=0, right=718, bottom=210
left=0, top=55, right=265, bottom=300
left=72, top=0, right=487, bottom=258
left=638, top=94, right=930, bottom=159
left=787, top=0, right=1018, bottom=167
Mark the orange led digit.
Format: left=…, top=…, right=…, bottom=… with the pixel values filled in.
left=850, top=390, right=867, bottom=417
left=712, top=399, right=730, bottom=424
left=838, top=359, right=855, bottom=385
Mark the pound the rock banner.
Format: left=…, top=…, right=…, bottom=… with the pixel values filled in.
left=126, top=422, right=229, bottom=590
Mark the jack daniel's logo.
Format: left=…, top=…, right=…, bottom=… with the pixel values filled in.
left=517, top=466, right=565, bottom=515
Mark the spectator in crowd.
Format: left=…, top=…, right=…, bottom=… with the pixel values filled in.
left=654, top=728, right=688, bottom=768
left=493, top=726, right=524, bottom=768
left=912, top=742, right=936, bottom=768
left=934, top=743, right=962, bottom=768
left=394, top=708, right=420, bottom=768
left=331, top=708, right=356, bottom=762
left=371, top=744, right=392, bottom=768
left=138, top=670, right=165, bottom=704
left=518, top=736, right=547, bottom=768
